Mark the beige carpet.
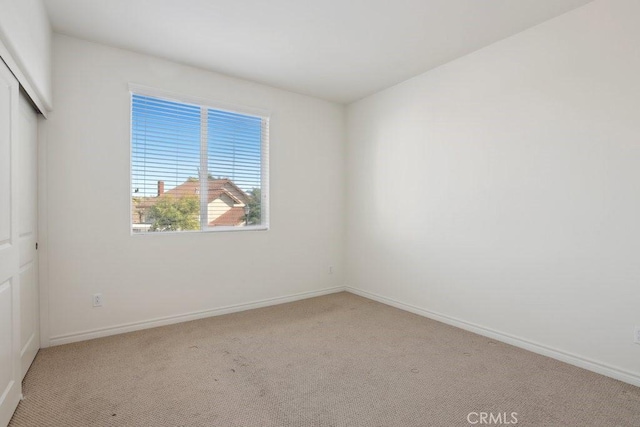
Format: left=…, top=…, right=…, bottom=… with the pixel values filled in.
left=9, top=292, right=640, bottom=426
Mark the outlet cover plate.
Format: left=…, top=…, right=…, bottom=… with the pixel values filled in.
left=93, top=293, right=103, bottom=307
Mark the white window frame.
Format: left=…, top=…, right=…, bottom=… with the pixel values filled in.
left=129, top=83, right=270, bottom=235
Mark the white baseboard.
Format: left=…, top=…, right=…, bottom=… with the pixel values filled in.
left=346, top=286, right=640, bottom=388
left=49, top=286, right=346, bottom=346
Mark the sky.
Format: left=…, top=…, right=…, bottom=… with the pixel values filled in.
left=131, top=94, right=263, bottom=197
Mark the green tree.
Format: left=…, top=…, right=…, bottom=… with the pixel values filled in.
left=148, top=195, right=199, bottom=231
left=243, top=188, right=261, bottom=225
left=132, top=197, right=145, bottom=223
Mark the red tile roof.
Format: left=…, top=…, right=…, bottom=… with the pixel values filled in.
left=209, top=206, right=246, bottom=226
left=163, top=179, right=248, bottom=204
left=132, top=179, right=250, bottom=225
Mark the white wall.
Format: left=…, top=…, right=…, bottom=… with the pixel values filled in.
left=0, top=0, right=52, bottom=112
left=346, top=0, right=640, bottom=384
left=42, top=34, right=345, bottom=344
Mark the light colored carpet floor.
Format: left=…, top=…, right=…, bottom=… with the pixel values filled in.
left=9, top=292, right=640, bottom=426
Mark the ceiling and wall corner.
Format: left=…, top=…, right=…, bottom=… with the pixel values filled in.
left=0, top=0, right=53, bottom=114
left=42, top=0, right=592, bottom=104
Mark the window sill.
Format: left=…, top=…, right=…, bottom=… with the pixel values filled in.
left=130, top=225, right=269, bottom=236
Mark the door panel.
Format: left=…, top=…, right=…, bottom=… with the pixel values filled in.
left=0, top=281, right=14, bottom=389
left=17, top=94, right=39, bottom=378
left=19, top=263, right=37, bottom=376
left=0, top=60, right=22, bottom=427
left=0, top=73, right=11, bottom=243
left=18, top=96, right=37, bottom=237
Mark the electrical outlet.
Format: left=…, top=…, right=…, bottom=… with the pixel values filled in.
left=328, top=266, right=333, bottom=274
left=93, top=293, right=103, bottom=307
left=635, top=326, right=640, bottom=345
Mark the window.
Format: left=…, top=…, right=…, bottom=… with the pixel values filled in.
left=130, top=88, right=269, bottom=234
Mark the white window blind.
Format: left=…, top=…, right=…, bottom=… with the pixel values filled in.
left=131, top=92, right=269, bottom=233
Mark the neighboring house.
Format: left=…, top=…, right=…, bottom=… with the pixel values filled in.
left=132, top=178, right=250, bottom=232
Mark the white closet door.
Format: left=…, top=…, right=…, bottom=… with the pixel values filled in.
left=0, top=61, right=23, bottom=426
left=18, top=93, right=39, bottom=379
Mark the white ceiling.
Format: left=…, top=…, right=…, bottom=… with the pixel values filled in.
left=43, top=0, right=592, bottom=104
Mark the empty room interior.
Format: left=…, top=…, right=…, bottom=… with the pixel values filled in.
left=1, top=0, right=640, bottom=425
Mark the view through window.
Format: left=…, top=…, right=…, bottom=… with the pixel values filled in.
left=131, top=92, right=268, bottom=233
